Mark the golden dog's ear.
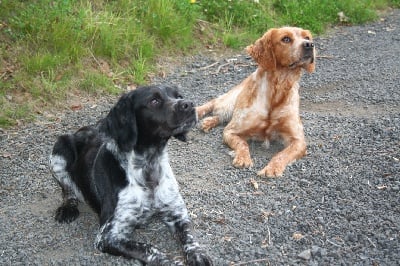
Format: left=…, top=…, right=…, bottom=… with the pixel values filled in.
left=306, top=60, right=315, bottom=73
left=246, top=29, right=276, bottom=71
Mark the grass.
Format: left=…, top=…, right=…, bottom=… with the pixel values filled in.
left=0, top=0, right=399, bottom=128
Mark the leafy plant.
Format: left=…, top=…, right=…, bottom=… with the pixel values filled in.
left=0, top=0, right=398, bottom=128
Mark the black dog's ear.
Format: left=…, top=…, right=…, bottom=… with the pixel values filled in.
left=174, top=133, right=187, bottom=142
left=101, top=92, right=137, bottom=152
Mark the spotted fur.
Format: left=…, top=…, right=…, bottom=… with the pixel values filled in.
left=50, top=85, right=212, bottom=265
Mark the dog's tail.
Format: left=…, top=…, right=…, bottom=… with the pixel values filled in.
left=196, top=99, right=216, bottom=120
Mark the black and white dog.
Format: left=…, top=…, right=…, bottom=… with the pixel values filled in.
left=49, top=85, right=212, bottom=265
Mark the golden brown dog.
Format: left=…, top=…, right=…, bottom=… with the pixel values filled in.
left=196, top=27, right=315, bottom=177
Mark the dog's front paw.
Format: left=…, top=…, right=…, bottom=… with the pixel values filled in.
left=201, top=117, right=219, bottom=132
left=257, top=161, right=285, bottom=177
left=233, top=153, right=253, bottom=168
left=55, top=205, right=80, bottom=223
left=186, top=249, right=213, bottom=266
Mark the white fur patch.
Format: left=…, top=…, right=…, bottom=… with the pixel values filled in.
left=49, top=154, right=84, bottom=202
left=108, top=146, right=188, bottom=238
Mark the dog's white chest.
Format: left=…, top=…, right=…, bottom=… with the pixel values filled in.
left=112, top=149, right=182, bottom=228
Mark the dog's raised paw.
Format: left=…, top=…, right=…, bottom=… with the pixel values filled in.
left=201, top=116, right=219, bottom=132
left=55, top=205, right=80, bottom=223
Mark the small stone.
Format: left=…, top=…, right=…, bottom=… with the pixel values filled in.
left=311, top=245, right=321, bottom=256
left=298, top=249, right=311, bottom=260
left=316, top=216, right=324, bottom=224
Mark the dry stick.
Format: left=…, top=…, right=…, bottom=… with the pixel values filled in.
left=89, top=49, right=102, bottom=69
left=0, top=72, right=7, bottom=80
left=266, top=225, right=271, bottom=246
left=316, top=55, right=335, bottom=59
left=196, top=19, right=212, bottom=25
left=215, top=62, right=232, bottom=74
left=231, top=258, right=271, bottom=266
left=326, top=239, right=342, bottom=247
left=198, top=61, right=219, bottom=70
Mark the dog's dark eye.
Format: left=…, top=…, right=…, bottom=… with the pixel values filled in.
left=282, top=36, right=291, bottom=43
left=304, top=36, right=310, bottom=40
left=176, top=94, right=183, bottom=99
left=150, top=98, right=161, bottom=106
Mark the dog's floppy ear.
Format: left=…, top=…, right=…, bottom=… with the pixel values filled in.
left=246, top=29, right=276, bottom=71
left=101, top=92, right=137, bottom=152
left=306, top=57, right=316, bottom=73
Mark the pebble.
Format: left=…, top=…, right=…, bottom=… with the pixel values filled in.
left=298, top=249, right=312, bottom=260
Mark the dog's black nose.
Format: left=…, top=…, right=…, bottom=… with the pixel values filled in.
left=303, top=41, right=314, bottom=50
left=178, top=100, right=194, bottom=112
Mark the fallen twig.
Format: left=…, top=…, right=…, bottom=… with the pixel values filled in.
left=316, top=55, right=335, bottom=59
left=326, top=239, right=342, bottom=247
left=198, top=61, right=219, bottom=70
left=215, top=62, right=232, bottom=74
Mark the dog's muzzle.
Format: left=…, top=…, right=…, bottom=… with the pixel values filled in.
left=177, top=100, right=195, bottom=113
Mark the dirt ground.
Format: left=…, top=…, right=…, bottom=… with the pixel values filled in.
left=1, top=8, right=399, bottom=266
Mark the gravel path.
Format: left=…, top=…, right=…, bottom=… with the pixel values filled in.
left=1, top=9, right=399, bottom=266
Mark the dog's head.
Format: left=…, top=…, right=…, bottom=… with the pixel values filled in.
left=246, top=27, right=315, bottom=73
left=100, top=85, right=196, bottom=152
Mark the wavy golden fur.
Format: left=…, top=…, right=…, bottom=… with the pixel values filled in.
left=197, top=27, right=316, bottom=177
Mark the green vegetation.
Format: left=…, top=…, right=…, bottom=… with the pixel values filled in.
left=0, top=0, right=399, bottom=127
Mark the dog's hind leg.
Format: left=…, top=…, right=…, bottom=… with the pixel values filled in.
left=54, top=185, right=80, bottom=223
left=50, top=136, right=81, bottom=223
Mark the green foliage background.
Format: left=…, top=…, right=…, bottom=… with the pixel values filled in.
left=0, top=0, right=398, bottom=127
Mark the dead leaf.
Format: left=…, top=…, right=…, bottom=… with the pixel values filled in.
left=223, top=236, right=232, bottom=242
left=70, top=104, right=83, bottom=111
left=1, top=153, right=12, bottom=158
left=214, top=216, right=226, bottom=224
left=250, top=178, right=259, bottom=190
left=293, top=232, right=304, bottom=240
left=55, top=74, right=63, bottom=81
left=260, top=210, right=274, bottom=221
